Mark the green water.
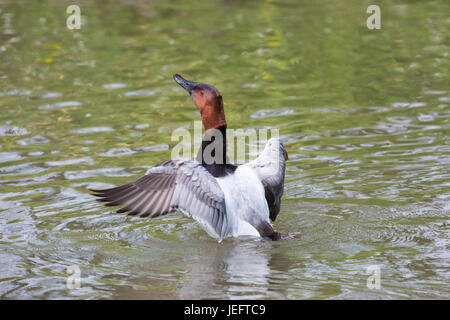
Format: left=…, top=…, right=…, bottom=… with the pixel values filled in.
left=0, top=0, right=449, bottom=299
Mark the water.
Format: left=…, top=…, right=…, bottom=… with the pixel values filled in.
left=0, top=0, right=449, bottom=299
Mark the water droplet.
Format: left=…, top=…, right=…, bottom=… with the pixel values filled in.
left=16, top=135, right=49, bottom=145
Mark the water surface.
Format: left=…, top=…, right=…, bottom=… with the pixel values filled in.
left=0, top=0, right=449, bottom=299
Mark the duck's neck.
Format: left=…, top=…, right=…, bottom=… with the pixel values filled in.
left=196, top=125, right=236, bottom=177
left=196, top=125, right=228, bottom=165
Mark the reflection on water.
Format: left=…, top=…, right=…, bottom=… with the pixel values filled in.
left=0, top=0, right=449, bottom=299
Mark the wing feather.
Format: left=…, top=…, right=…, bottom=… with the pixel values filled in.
left=245, top=138, right=288, bottom=221
left=91, top=160, right=231, bottom=240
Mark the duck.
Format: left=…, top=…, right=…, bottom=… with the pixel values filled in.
left=91, top=74, right=296, bottom=242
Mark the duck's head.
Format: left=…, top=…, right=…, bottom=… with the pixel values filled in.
left=174, top=74, right=226, bottom=131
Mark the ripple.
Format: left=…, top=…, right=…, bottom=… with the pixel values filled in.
left=100, top=148, right=136, bottom=157
left=134, top=123, right=151, bottom=130
left=387, top=116, right=413, bottom=124
left=372, top=145, right=447, bottom=157
left=279, top=134, right=303, bottom=145
left=44, top=157, right=94, bottom=167
left=0, top=162, right=47, bottom=176
left=392, top=102, right=427, bottom=108
left=0, top=125, right=29, bottom=136
left=0, top=152, right=24, bottom=163
left=70, top=126, right=115, bottom=134
left=38, top=101, right=82, bottom=110
left=251, top=108, right=296, bottom=119
left=80, top=140, right=95, bottom=144
left=157, top=124, right=190, bottom=133
left=374, top=122, right=414, bottom=134
left=71, top=181, right=117, bottom=190
left=423, top=90, right=446, bottom=95
left=135, top=144, right=169, bottom=152
left=40, top=92, right=62, bottom=99
left=28, top=151, right=44, bottom=156
left=124, top=90, right=157, bottom=97
left=63, top=168, right=135, bottom=180
left=312, top=107, right=358, bottom=114
left=16, top=135, right=50, bottom=145
left=1, top=188, right=52, bottom=209
left=241, top=83, right=260, bottom=89
left=417, top=114, right=435, bottom=122
left=103, top=83, right=128, bottom=89
left=380, top=224, right=437, bottom=245
left=0, top=89, right=31, bottom=97
left=32, top=187, right=98, bottom=217
left=0, top=172, right=60, bottom=187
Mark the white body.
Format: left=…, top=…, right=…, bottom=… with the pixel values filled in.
left=215, top=164, right=270, bottom=237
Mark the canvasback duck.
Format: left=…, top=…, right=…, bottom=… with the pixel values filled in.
left=91, top=74, right=296, bottom=241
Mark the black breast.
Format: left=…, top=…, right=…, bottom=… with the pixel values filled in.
left=196, top=125, right=237, bottom=177
left=202, top=163, right=237, bottom=178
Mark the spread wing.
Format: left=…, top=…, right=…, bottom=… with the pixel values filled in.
left=90, top=160, right=232, bottom=240
left=245, top=138, right=288, bottom=221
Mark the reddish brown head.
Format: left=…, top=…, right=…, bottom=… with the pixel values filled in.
left=174, top=74, right=226, bottom=131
